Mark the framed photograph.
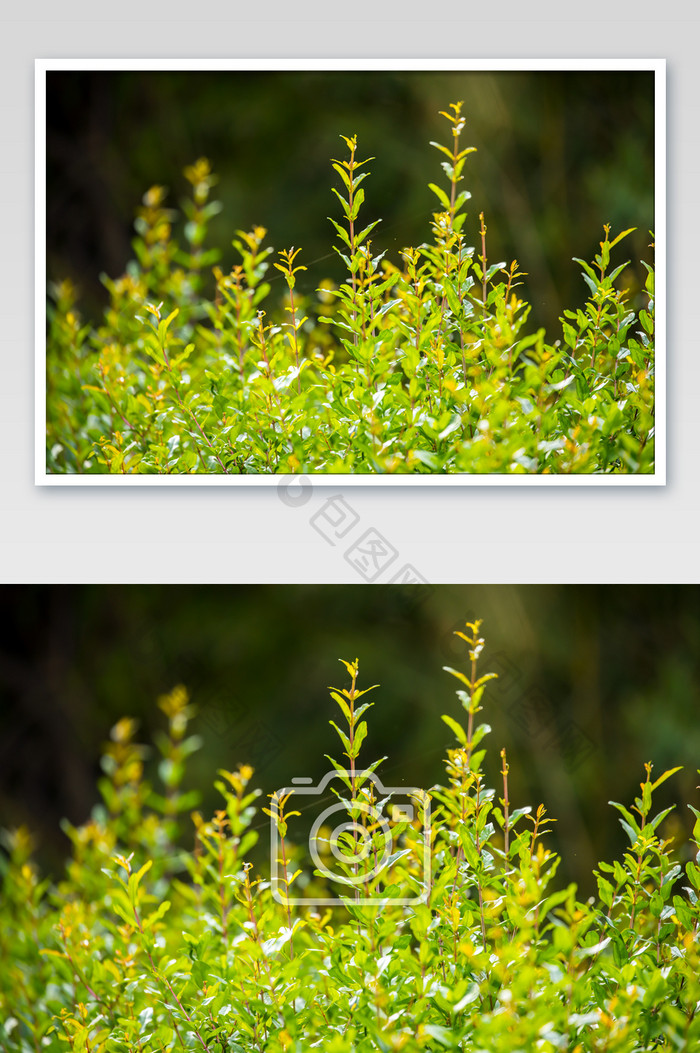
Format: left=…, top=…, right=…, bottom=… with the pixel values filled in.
left=37, top=59, right=664, bottom=485
left=4, top=583, right=700, bottom=1047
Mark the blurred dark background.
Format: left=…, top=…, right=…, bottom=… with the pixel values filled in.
left=1, top=585, right=697, bottom=894
left=46, top=69, right=655, bottom=336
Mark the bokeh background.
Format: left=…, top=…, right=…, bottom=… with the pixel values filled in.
left=2, top=585, right=697, bottom=894
left=46, top=68, right=655, bottom=336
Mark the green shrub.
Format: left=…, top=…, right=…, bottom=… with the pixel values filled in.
left=2, top=620, right=697, bottom=1051
left=45, top=103, right=655, bottom=475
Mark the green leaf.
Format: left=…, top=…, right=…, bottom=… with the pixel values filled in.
left=609, top=227, right=636, bottom=249
left=454, top=189, right=472, bottom=212
left=609, top=801, right=641, bottom=843
left=428, top=183, right=451, bottom=210
left=352, top=720, right=368, bottom=757
left=112, top=901, right=136, bottom=926
left=128, top=859, right=153, bottom=901
left=421, top=1024, right=454, bottom=1047
left=355, top=218, right=382, bottom=246
left=442, top=666, right=471, bottom=689
left=649, top=890, right=665, bottom=918
left=329, top=720, right=352, bottom=756
left=575, top=936, right=611, bottom=960
left=332, top=162, right=352, bottom=190
left=429, top=141, right=454, bottom=159
left=349, top=187, right=365, bottom=221
left=413, top=449, right=442, bottom=471
left=330, top=186, right=351, bottom=216
left=597, top=875, right=614, bottom=908
left=353, top=701, right=374, bottom=722
left=686, top=861, right=700, bottom=889
left=443, top=280, right=463, bottom=318
left=329, top=690, right=352, bottom=723
left=157, top=308, right=179, bottom=347
left=327, top=217, right=352, bottom=249
left=469, top=683, right=486, bottom=713
left=470, top=722, right=491, bottom=750
left=142, top=900, right=171, bottom=929
left=324, top=755, right=353, bottom=789
left=441, top=714, right=467, bottom=745
left=688, top=803, right=700, bottom=842
left=648, top=805, right=675, bottom=833
left=540, top=885, right=575, bottom=917
left=457, top=827, right=479, bottom=868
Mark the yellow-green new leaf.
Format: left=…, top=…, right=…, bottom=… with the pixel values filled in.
left=443, top=666, right=471, bottom=689
left=651, top=766, right=683, bottom=791
left=142, top=900, right=171, bottom=929
left=128, top=859, right=153, bottom=901
left=441, top=714, right=467, bottom=745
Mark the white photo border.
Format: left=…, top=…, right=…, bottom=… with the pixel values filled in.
left=35, top=57, right=666, bottom=487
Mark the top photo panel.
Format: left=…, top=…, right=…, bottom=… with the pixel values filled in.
left=38, top=60, right=664, bottom=485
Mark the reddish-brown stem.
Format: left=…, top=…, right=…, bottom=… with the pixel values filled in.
left=132, top=902, right=212, bottom=1053
left=479, top=213, right=488, bottom=306
left=277, top=822, right=295, bottom=960
left=500, top=748, right=510, bottom=864
left=288, top=284, right=302, bottom=394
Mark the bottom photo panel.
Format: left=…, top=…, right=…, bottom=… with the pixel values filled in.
left=2, top=584, right=699, bottom=1051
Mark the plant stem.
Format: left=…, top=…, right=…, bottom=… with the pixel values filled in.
left=479, top=212, right=488, bottom=307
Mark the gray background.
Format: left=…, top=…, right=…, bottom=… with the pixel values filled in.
left=2, top=3, right=696, bottom=583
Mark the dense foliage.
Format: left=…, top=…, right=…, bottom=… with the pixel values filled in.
left=2, top=620, right=698, bottom=1051
left=45, top=103, right=655, bottom=475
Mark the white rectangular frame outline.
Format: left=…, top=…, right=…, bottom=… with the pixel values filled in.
left=35, top=57, right=666, bottom=487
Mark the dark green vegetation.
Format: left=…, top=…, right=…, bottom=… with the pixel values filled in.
left=46, top=70, right=655, bottom=339
left=46, top=94, right=655, bottom=474
left=4, top=585, right=699, bottom=890
left=2, top=621, right=698, bottom=1050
